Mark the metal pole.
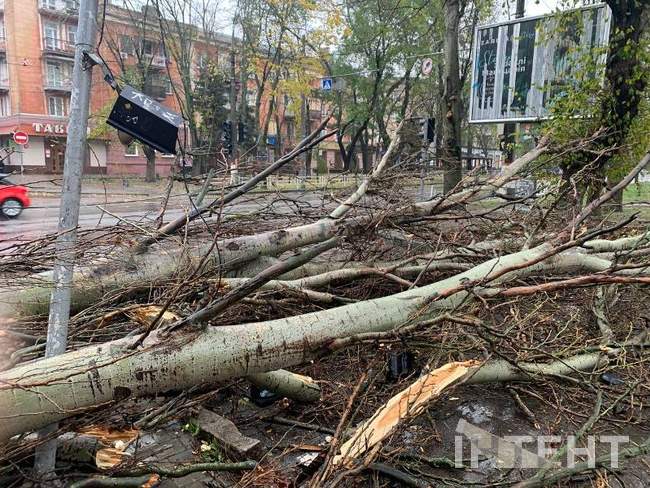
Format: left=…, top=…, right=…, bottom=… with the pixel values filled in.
left=501, top=0, right=524, bottom=166
left=229, top=23, right=238, bottom=183
left=33, top=0, right=98, bottom=477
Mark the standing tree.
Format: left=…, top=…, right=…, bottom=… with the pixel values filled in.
left=441, top=0, right=463, bottom=193
left=194, top=60, right=230, bottom=164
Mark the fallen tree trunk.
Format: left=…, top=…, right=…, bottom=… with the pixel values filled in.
left=2, top=135, right=548, bottom=318
left=1, top=235, right=640, bottom=444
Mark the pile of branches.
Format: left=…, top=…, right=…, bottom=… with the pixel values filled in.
left=1, top=122, right=650, bottom=487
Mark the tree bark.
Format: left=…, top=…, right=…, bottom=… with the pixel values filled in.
left=143, top=145, right=156, bottom=183
left=441, top=0, right=463, bottom=194
left=2, top=236, right=646, bottom=442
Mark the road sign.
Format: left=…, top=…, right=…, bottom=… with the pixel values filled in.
left=321, top=78, right=333, bottom=91
left=13, top=131, right=29, bottom=145
left=421, top=58, right=433, bottom=76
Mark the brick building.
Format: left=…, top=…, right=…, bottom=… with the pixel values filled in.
left=0, top=0, right=348, bottom=176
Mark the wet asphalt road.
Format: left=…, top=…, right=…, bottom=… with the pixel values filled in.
left=0, top=190, right=329, bottom=250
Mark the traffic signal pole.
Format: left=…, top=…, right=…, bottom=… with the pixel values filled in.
left=33, top=0, right=98, bottom=477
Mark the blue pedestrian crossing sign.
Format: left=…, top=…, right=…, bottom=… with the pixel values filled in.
left=321, top=78, right=333, bottom=91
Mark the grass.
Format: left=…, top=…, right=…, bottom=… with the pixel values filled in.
left=624, top=181, right=650, bottom=203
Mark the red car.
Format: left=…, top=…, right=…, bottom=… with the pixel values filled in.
left=0, top=174, right=31, bottom=218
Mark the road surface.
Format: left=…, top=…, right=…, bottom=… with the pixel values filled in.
left=0, top=191, right=329, bottom=250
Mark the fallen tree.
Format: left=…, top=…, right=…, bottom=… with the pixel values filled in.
left=1, top=227, right=648, bottom=443
left=1, top=132, right=556, bottom=318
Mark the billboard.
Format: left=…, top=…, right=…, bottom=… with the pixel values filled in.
left=469, top=4, right=611, bottom=123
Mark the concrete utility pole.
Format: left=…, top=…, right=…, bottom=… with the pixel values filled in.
left=229, top=23, right=239, bottom=183
left=33, top=0, right=98, bottom=477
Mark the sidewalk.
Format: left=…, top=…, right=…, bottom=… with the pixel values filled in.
left=9, top=174, right=182, bottom=199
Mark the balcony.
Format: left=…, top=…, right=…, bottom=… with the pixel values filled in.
left=39, top=1, right=79, bottom=17
left=44, top=79, right=72, bottom=92
left=43, top=38, right=75, bottom=57
left=146, top=54, right=169, bottom=68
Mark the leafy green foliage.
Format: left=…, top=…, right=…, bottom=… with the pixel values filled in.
left=194, top=62, right=230, bottom=156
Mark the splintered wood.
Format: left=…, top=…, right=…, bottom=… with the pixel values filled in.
left=97, top=305, right=180, bottom=329
left=333, top=360, right=477, bottom=466
left=78, top=426, right=139, bottom=470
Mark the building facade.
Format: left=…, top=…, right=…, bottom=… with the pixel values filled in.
left=0, top=0, right=346, bottom=176
left=0, top=0, right=109, bottom=173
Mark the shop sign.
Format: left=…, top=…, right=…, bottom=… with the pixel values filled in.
left=32, top=123, right=68, bottom=135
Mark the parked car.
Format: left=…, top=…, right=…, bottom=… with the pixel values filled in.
left=0, top=174, right=31, bottom=218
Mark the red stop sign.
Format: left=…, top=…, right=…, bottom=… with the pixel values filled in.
left=13, top=131, right=29, bottom=145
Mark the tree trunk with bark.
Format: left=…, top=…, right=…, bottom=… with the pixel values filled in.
left=143, top=145, right=156, bottom=183
left=1, top=234, right=645, bottom=443
left=441, top=0, right=463, bottom=194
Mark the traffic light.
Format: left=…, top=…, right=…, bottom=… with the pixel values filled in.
left=107, top=85, right=182, bottom=155
left=418, top=117, right=435, bottom=144
left=222, top=120, right=233, bottom=155
left=238, top=122, right=247, bottom=144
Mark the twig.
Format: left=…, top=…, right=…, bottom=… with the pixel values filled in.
left=163, top=236, right=341, bottom=333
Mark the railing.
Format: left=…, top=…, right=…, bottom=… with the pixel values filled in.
left=39, top=1, right=78, bottom=13
left=44, top=79, right=72, bottom=91
left=43, top=38, right=75, bottom=55
left=148, top=54, right=168, bottom=68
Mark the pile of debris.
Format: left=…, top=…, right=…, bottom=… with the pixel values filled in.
left=1, top=128, right=650, bottom=487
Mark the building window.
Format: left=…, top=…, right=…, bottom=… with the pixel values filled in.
left=142, top=39, right=155, bottom=56
left=41, top=0, right=57, bottom=9
left=46, top=61, right=63, bottom=86
left=67, top=24, right=76, bottom=45
left=247, top=90, right=256, bottom=107
left=196, top=53, right=208, bottom=70
left=0, top=56, right=8, bottom=84
left=44, top=22, right=59, bottom=49
left=286, top=120, right=295, bottom=141
left=165, top=76, right=173, bottom=95
left=125, top=143, right=138, bottom=156
left=0, top=18, right=5, bottom=40
left=120, top=36, right=134, bottom=56
left=48, top=96, right=67, bottom=116
left=0, top=95, right=9, bottom=116
left=217, top=54, right=229, bottom=71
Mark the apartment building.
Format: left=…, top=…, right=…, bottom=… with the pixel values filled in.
left=0, top=0, right=340, bottom=176
left=0, top=0, right=229, bottom=175
left=0, top=0, right=105, bottom=172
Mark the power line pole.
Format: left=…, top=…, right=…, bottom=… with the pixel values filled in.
left=229, top=22, right=239, bottom=183
left=33, top=0, right=98, bottom=477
